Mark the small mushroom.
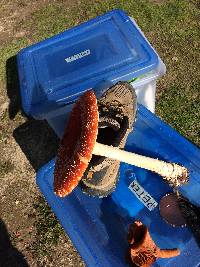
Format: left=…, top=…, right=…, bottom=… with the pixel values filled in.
left=127, top=221, right=180, bottom=267
left=54, top=90, right=189, bottom=197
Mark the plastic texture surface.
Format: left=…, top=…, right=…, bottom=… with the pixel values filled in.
left=129, top=16, right=166, bottom=113
left=45, top=59, right=165, bottom=132
left=17, top=9, right=158, bottom=119
left=37, top=104, right=200, bottom=267
left=46, top=60, right=166, bottom=136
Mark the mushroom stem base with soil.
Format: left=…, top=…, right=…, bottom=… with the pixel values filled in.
left=93, top=142, right=188, bottom=187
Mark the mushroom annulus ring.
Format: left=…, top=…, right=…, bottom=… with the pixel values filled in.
left=54, top=90, right=189, bottom=198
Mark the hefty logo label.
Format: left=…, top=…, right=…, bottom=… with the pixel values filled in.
left=65, top=49, right=91, bottom=63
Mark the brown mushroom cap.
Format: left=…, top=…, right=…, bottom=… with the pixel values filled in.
left=128, top=221, right=180, bottom=267
left=159, top=193, right=187, bottom=227
left=54, top=90, right=98, bottom=197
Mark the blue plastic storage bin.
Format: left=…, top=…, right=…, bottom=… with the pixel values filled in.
left=17, top=9, right=159, bottom=119
left=17, top=8, right=200, bottom=266
left=37, top=104, right=200, bottom=267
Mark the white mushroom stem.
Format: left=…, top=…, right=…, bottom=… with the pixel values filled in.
left=93, top=142, right=188, bottom=187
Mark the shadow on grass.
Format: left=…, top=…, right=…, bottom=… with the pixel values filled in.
left=0, top=219, right=29, bottom=267
left=6, top=55, right=59, bottom=171
left=13, top=119, right=59, bottom=171
left=6, top=56, right=22, bottom=120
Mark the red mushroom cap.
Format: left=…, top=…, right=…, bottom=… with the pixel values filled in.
left=54, top=90, right=98, bottom=197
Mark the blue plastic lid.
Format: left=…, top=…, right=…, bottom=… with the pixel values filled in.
left=17, top=9, right=158, bottom=118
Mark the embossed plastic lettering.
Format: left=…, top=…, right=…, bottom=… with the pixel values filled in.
left=65, top=49, right=91, bottom=63
left=129, top=179, right=158, bottom=211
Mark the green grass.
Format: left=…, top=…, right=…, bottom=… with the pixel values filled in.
left=32, top=196, right=64, bottom=258
left=1, top=109, right=9, bottom=122
left=157, top=81, right=200, bottom=145
left=0, top=38, right=29, bottom=82
left=0, top=0, right=199, bottom=260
